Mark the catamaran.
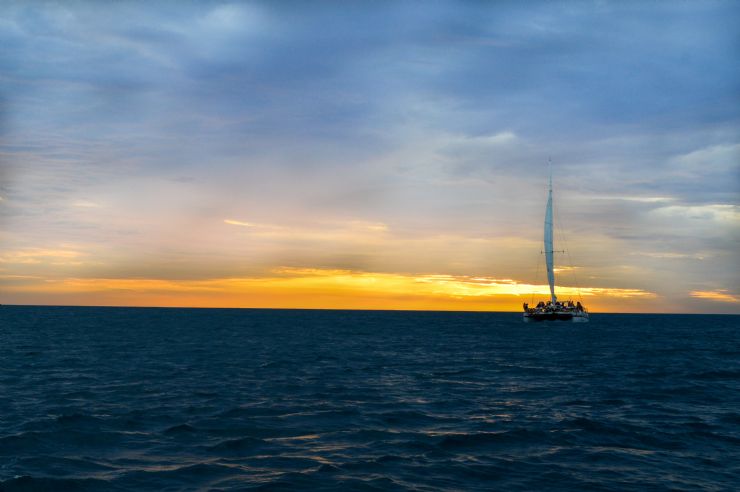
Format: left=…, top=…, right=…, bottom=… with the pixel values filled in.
left=523, top=164, right=589, bottom=323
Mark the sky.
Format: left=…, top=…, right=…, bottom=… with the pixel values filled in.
left=0, top=1, right=738, bottom=313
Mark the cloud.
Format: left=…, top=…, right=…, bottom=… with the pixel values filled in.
left=72, top=200, right=102, bottom=208
left=0, top=248, right=84, bottom=265
left=0, top=1, right=738, bottom=313
left=673, top=143, right=740, bottom=175
left=690, top=290, right=739, bottom=304
left=631, top=252, right=706, bottom=260
left=650, top=204, right=740, bottom=223
left=224, top=219, right=255, bottom=227
left=589, top=196, right=675, bottom=203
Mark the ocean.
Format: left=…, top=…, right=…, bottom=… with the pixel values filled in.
left=0, top=306, right=738, bottom=491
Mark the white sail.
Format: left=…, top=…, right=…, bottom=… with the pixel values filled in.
left=544, top=172, right=556, bottom=303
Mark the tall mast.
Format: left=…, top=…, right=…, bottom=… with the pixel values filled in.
left=544, top=159, right=556, bottom=303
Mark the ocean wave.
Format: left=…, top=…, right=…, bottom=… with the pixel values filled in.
left=205, top=436, right=271, bottom=454
left=1, top=306, right=738, bottom=491
left=0, top=476, right=118, bottom=492
left=437, top=429, right=552, bottom=450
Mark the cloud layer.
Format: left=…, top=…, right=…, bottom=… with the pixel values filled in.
left=1, top=1, right=738, bottom=312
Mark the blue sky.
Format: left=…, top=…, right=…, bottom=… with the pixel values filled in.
left=1, top=1, right=738, bottom=312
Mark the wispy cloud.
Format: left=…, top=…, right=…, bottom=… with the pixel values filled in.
left=72, top=200, right=102, bottom=208
left=650, top=204, right=740, bottom=222
left=673, top=143, right=740, bottom=175
left=631, top=252, right=706, bottom=260
left=224, top=219, right=256, bottom=227
left=0, top=248, right=84, bottom=265
left=690, top=290, right=739, bottom=304
left=589, top=196, right=675, bottom=203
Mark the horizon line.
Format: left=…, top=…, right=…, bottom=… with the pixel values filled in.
left=1, top=303, right=737, bottom=316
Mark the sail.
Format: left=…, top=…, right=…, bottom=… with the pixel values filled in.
left=544, top=173, right=556, bottom=303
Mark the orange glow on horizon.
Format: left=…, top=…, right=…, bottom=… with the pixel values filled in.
left=2, top=267, right=658, bottom=312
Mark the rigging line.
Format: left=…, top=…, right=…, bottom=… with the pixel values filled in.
left=531, top=245, right=542, bottom=306
left=553, top=192, right=584, bottom=303
left=531, top=171, right=548, bottom=306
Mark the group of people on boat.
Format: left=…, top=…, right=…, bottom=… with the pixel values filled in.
left=522, top=300, right=585, bottom=313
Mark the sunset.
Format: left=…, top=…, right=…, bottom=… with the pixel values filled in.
left=1, top=1, right=738, bottom=314
left=1, top=2, right=738, bottom=491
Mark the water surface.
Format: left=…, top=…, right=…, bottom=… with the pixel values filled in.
left=1, top=306, right=738, bottom=491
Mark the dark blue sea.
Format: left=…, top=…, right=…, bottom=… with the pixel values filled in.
left=1, top=306, right=738, bottom=491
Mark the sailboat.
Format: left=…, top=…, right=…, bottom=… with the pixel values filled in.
left=523, top=163, right=589, bottom=323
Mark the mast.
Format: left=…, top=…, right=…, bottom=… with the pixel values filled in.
left=544, top=160, right=556, bottom=303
